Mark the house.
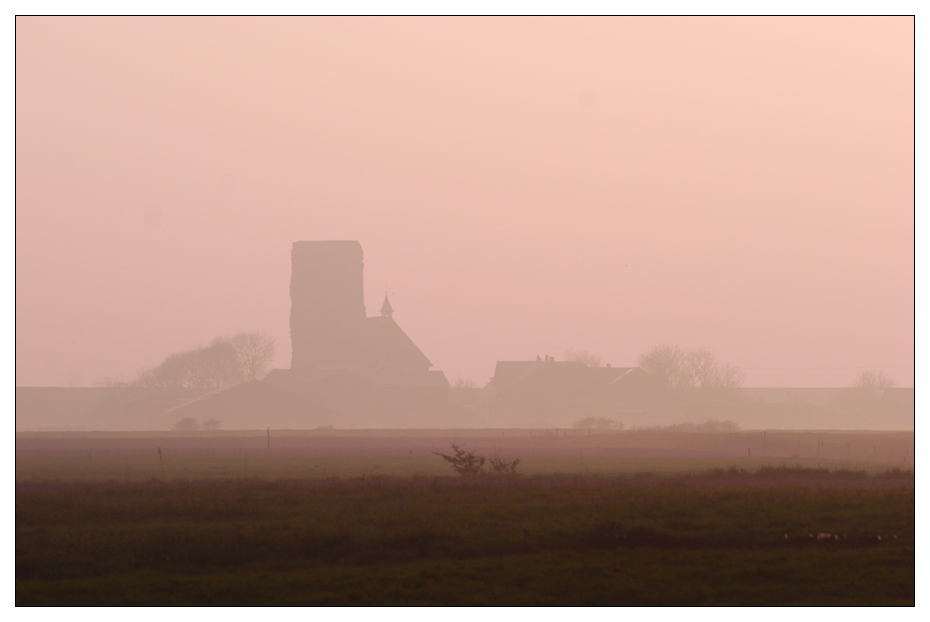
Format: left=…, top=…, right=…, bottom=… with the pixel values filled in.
left=489, top=356, right=657, bottom=425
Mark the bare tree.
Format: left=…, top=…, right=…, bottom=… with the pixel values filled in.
left=131, top=331, right=275, bottom=389
left=684, top=348, right=744, bottom=389
left=229, top=332, right=277, bottom=381
left=685, top=347, right=718, bottom=388
left=717, top=363, right=745, bottom=389
left=138, top=350, right=191, bottom=389
left=95, top=376, right=130, bottom=388
left=565, top=348, right=602, bottom=367
left=638, top=344, right=689, bottom=390
left=639, top=345, right=743, bottom=391
left=207, top=338, right=245, bottom=387
left=154, top=341, right=240, bottom=389
left=853, top=369, right=896, bottom=389
left=434, top=444, right=486, bottom=475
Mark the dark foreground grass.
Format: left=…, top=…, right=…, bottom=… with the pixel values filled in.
left=17, top=472, right=914, bottom=606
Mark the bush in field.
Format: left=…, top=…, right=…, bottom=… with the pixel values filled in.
left=434, top=444, right=486, bottom=475
left=202, top=418, right=222, bottom=431
left=489, top=456, right=520, bottom=475
left=573, top=417, right=623, bottom=430
left=172, top=417, right=200, bottom=431
left=634, top=419, right=739, bottom=433
left=852, top=369, right=895, bottom=389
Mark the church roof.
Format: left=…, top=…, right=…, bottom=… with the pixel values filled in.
left=358, top=316, right=433, bottom=370
left=369, top=368, right=450, bottom=389
left=165, top=379, right=337, bottom=426
left=380, top=295, right=393, bottom=317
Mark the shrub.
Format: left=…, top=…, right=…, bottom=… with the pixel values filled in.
left=633, top=419, right=739, bottom=433
left=489, top=456, right=520, bottom=475
left=573, top=417, right=623, bottom=430
left=433, top=444, right=486, bottom=475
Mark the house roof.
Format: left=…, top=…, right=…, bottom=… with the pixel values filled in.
left=264, top=364, right=448, bottom=391
left=491, top=359, right=650, bottom=390
left=368, top=368, right=450, bottom=389
left=491, top=361, right=537, bottom=387
left=492, top=361, right=652, bottom=390
left=607, top=367, right=651, bottom=384
left=492, top=360, right=589, bottom=387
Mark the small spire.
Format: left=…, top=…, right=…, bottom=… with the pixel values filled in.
left=380, top=294, right=393, bottom=318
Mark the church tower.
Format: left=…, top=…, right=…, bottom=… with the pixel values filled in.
left=289, top=241, right=366, bottom=368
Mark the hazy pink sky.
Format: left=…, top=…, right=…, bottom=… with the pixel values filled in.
left=16, top=16, right=914, bottom=388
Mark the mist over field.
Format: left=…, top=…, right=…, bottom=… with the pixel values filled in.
left=16, top=17, right=912, bottom=404
left=14, top=237, right=914, bottom=432
left=14, top=17, right=915, bottom=606
left=13, top=233, right=915, bottom=432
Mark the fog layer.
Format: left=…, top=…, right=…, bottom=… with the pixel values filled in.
left=16, top=17, right=914, bottom=388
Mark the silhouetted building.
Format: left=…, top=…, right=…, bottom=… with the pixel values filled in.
left=264, top=241, right=449, bottom=426
left=490, top=357, right=657, bottom=426
left=14, top=386, right=207, bottom=431
left=164, top=380, right=337, bottom=429
left=290, top=240, right=366, bottom=368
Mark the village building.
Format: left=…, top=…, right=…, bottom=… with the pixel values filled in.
left=489, top=356, right=658, bottom=426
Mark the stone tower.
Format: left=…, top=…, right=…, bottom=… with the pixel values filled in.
left=290, top=241, right=366, bottom=368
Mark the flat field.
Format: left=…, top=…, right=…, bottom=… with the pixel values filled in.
left=15, top=428, right=914, bottom=480
left=16, top=430, right=914, bottom=606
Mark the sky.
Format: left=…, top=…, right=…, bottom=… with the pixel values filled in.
left=15, top=16, right=914, bottom=388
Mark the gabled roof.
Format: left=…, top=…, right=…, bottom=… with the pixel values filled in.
left=586, top=366, right=634, bottom=383
left=369, top=368, right=450, bottom=389
left=165, top=380, right=337, bottom=423
left=358, top=316, right=433, bottom=370
left=607, top=367, right=651, bottom=384
left=492, top=360, right=589, bottom=387
left=491, top=361, right=539, bottom=387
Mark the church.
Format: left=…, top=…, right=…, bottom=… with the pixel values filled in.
left=259, top=241, right=450, bottom=427
left=157, top=241, right=448, bottom=429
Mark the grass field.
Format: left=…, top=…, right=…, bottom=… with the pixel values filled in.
left=15, top=428, right=914, bottom=481
left=16, top=429, right=914, bottom=605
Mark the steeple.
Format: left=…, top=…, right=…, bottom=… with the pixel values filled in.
left=380, top=294, right=393, bottom=319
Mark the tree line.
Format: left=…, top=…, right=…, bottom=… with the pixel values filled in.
left=565, top=345, right=744, bottom=391
left=637, top=345, right=744, bottom=390
left=99, top=332, right=276, bottom=390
